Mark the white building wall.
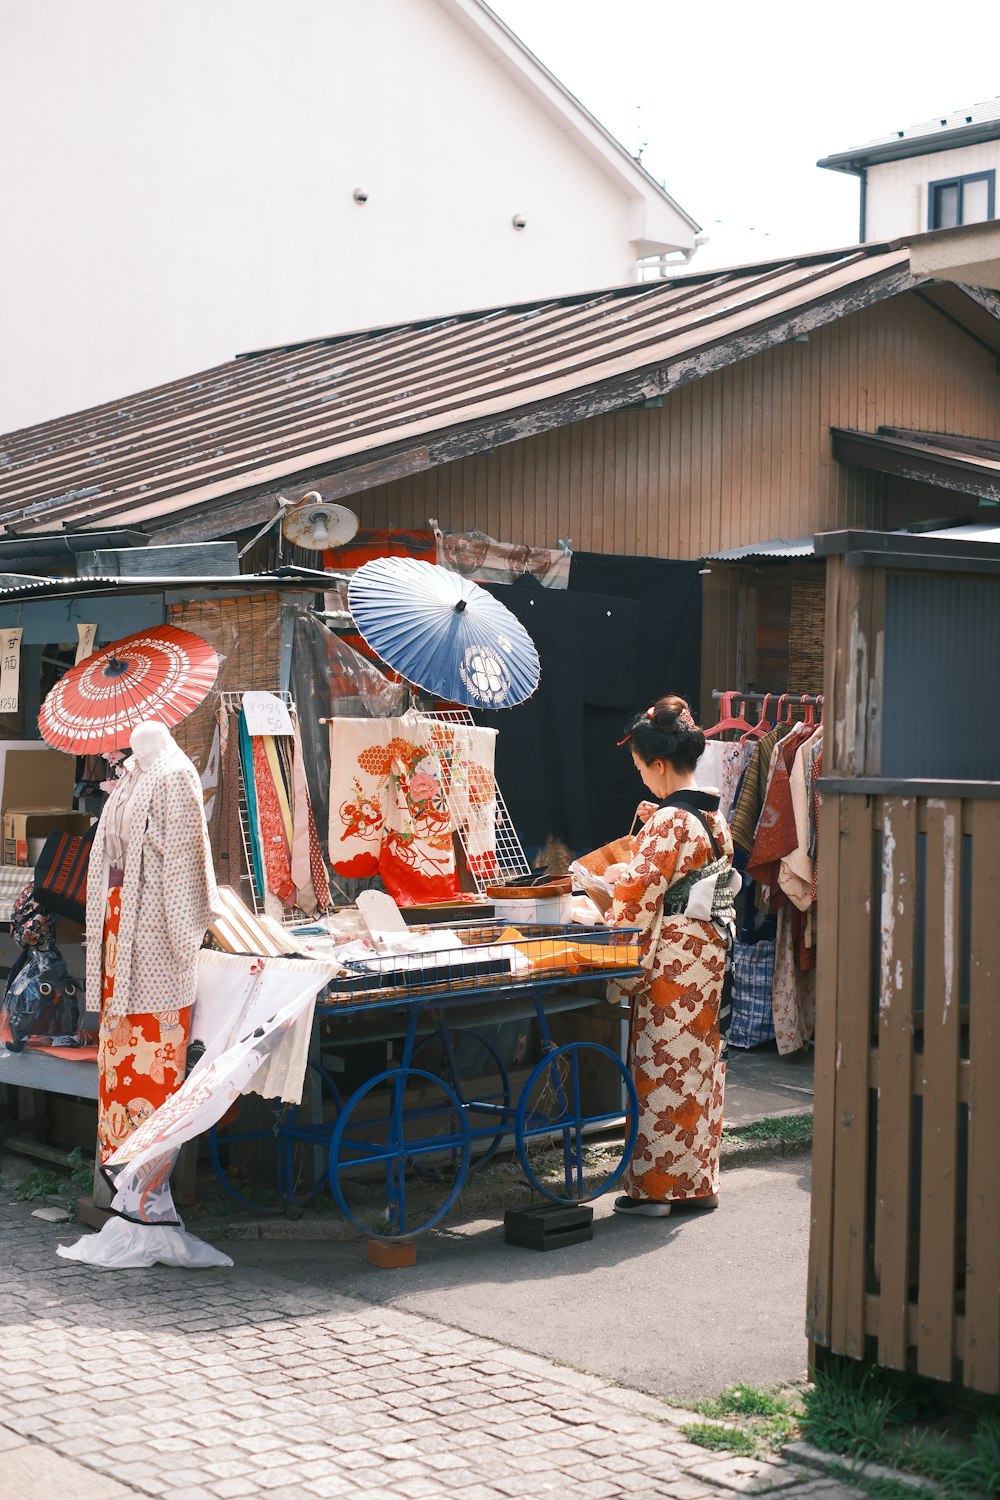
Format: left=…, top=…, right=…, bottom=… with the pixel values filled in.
left=0, top=0, right=691, bottom=432
left=866, top=140, right=1000, bottom=239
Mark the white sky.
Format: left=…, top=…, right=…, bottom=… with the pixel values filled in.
left=489, top=0, right=1000, bottom=268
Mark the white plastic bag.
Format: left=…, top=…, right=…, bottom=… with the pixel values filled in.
left=56, top=1216, right=233, bottom=1270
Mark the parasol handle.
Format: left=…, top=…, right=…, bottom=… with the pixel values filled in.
left=455, top=600, right=468, bottom=613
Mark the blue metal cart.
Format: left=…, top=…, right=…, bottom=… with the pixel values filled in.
left=209, top=923, right=641, bottom=1239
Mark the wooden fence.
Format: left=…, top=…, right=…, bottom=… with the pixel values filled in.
left=807, top=782, right=1000, bottom=1392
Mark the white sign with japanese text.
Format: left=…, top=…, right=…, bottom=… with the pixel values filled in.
left=242, top=691, right=293, bottom=736
left=0, top=628, right=23, bottom=714
left=75, top=623, right=98, bottom=664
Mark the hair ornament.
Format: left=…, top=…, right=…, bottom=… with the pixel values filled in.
left=677, top=707, right=696, bottom=731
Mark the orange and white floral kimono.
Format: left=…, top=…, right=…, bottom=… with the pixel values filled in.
left=610, top=793, right=734, bottom=1204
left=97, top=885, right=191, bottom=1223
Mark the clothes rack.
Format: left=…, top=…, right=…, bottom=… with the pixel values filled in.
left=216, top=690, right=339, bottom=920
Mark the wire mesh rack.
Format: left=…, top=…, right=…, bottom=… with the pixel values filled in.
left=413, top=708, right=532, bottom=892
left=318, top=922, right=640, bottom=1011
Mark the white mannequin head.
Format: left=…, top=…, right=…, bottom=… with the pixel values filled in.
left=130, top=719, right=174, bottom=770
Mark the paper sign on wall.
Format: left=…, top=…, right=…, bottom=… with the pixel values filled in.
left=242, top=692, right=293, bottom=736
left=0, top=627, right=23, bottom=714
left=75, top=623, right=98, bottom=664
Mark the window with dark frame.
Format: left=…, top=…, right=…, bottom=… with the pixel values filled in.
left=928, top=169, right=995, bottom=229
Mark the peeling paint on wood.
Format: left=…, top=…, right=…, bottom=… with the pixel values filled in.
left=941, top=812, right=956, bottom=1021
left=879, top=807, right=896, bottom=1014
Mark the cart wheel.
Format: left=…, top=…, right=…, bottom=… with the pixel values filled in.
left=410, top=1028, right=511, bottom=1179
left=328, top=1067, right=471, bottom=1240
left=514, top=1042, right=638, bottom=1203
left=208, top=1064, right=340, bottom=1213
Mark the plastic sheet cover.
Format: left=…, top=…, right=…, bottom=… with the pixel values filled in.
left=287, top=606, right=407, bottom=840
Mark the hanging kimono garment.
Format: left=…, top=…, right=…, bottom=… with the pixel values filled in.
left=609, top=793, right=735, bottom=1204
left=778, top=728, right=824, bottom=912
left=772, top=906, right=815, bottom=1055
left=746, top=727, right=810, bottom=904
left=422, top=719, right=500, bottom=883
left=88, top=746, right=216, bottom=1225
left=729, top=724, right=795, bottom=854
left=97, top=885, right=191, bottom=1223
left=746, top=727, right=820, bottom=1054
left=697, top=740, right=753, bottom=822
left=328, top=719, right=461, bottom=904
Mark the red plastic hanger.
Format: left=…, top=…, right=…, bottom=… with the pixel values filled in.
left=801, top=695, right=816, bottom=728
left=702, top=691, right=754, bottom=738
left=741, top=693, right=774, bottom=740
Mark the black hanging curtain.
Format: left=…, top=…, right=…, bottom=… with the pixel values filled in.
left=475, top=555, right=701, bottom=855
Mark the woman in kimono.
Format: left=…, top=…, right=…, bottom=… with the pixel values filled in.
left=609, top=696, right=737, bottom=1217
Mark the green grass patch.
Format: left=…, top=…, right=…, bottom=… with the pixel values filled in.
left=722, top=1112, right=812, bottom=1145
left=803, top=1355, right=1000, bottom=1499
left=681, top=1421, right=758, bottom=1457
left=681, top=1383, right=803, bottom=1459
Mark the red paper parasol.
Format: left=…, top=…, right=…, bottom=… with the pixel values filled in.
left=38, top=625, right=220, bottom=754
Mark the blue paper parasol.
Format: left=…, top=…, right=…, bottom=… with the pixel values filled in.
left=347, top=557, right=540, bottom=709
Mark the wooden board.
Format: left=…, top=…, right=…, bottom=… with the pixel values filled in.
left=872, top=794, right=917, bottom=1369
left=963, top=799, right=1000, bottom=1392
left=916, top=797, right=962, bottom=1381
left=829, top=792, right=875, bottom=1360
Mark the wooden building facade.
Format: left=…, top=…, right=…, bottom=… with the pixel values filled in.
left=2, top=239, right=1000, bottom=719
left=328, top=289, right=1000, bottom=710
left=808, top=529, right=1000, bottom=1392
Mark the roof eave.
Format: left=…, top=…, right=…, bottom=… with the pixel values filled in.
left=438, top=0, right=700, bottom=241
left=818, top=118, right=1000, bottom=174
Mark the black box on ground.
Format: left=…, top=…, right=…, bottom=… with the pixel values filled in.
left=503, top=1202, right=594, bottom=1251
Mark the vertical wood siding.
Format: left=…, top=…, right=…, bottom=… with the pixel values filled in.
left=808, top=789, right=1000, bottom=1392
left=346, top=291, right=1000, bottom=561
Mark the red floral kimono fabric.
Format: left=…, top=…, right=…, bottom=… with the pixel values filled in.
left=97, top=886, right=190, bottom=1193
left=611, top=805, right=733, bottom=1204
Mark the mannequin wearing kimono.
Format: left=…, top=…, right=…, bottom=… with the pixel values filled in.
left=85, top=719, right=217, bottom=1224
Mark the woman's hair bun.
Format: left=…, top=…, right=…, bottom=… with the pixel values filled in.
left=648, top=695, right=697, bottom=731
left=624, top=694, right=704, bottom=772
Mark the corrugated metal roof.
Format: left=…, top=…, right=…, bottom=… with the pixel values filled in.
left=705, top=517, right=1000, bottom=567
left=701, top=538, right=816, bottom=562
left=0, top=243, right=925, bottom=541
left=0, top=566, right=345, bottom=604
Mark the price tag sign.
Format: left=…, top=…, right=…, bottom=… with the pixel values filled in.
left=75, top=623, right=98, bottom=664
left=0, top=627, right=23, bottom=713
left=242, top=691, right=293, bottom=737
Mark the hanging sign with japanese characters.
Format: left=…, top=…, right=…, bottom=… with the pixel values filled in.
left=75, top=623, right=98, bottom=664
left=0, top=628, right=23, bottom=713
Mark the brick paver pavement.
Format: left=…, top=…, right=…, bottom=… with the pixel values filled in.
left=0, top=1191, right=864, bottom=1500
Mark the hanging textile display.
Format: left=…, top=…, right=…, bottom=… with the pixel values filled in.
left=216, top=697, right=333, bottom=916
left=423, top=719, right=500, bottom=883
left=431, top=521, right=570, bottom=590
left=328, top=719, right=460, bottom=903
left=706, top=693, right=823, bottom=1054
left=327, top=715, right=499, bottom=904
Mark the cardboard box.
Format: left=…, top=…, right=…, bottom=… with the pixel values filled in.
left=1, top=748, right=75, bottom=818
left=3, top=810, right=92, bottom=867
left=1, top=747, right=82, bottom=866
